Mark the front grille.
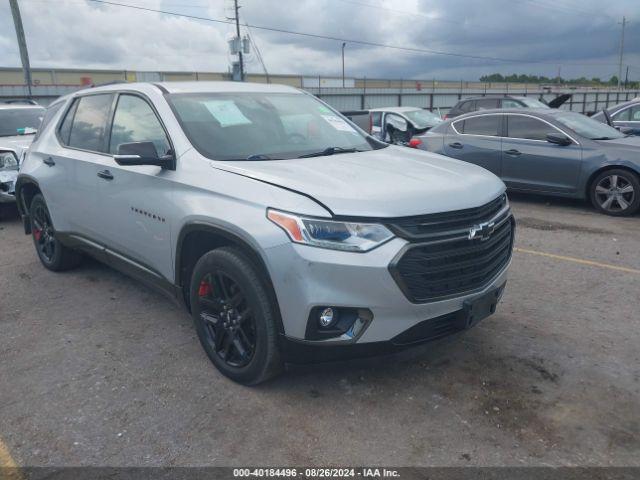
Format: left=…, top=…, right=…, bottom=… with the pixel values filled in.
left=389, top=197, right=514, bottom=303
left=387, top=194, right=507, bottom=242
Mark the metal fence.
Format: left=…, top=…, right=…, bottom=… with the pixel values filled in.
left=0, top=69, right=638, bottom=113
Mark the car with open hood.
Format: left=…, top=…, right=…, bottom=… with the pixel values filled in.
left=16, top=82, right=514, bottom=384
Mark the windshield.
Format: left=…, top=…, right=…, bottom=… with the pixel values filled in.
left=0, top=107, right=45, bottom=137
left=168, top=92, right=382, bottom=161
left=519, top=98, right=549, bottom=109
left=554, top=112, right=626, bottom=140
left=403, top=109, right=442, bottom=128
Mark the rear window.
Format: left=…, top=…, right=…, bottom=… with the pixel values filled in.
left=456, top=115, right=500, bottom=136
left=0, top=107, right=44, bottom=137
left=33, top=102, right=63, bottom=142
left=62, top=94, right=113, bottom=152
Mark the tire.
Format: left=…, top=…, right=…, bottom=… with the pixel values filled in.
left=189, top=247, right=283, bottom=385
left=589, top=169, right=640, bottom=216
left=29, top=193, right=82, bottom=271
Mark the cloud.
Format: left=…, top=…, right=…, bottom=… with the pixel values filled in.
left=0, top=0, right=638, bottom=81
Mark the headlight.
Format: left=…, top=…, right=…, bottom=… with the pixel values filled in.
left=0, top=152, right=18, bottom=171
left=267, top=209, right=394, bottom=252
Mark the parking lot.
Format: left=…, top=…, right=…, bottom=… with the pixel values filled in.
left=0, top=194, right=638, bottom=467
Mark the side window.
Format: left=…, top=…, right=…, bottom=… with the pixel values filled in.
left=33, top=103, right=62, bottom=142
left=67, top=94, right=113, bottom=152
left=459, top=101, right=474, bottom=113
left=459, top=115, right=500, bottom=136
left=612, top=108, right=631, bottom=121
left=371, top=112, right=382, bottom=127
left=507, top=115, right=556, bottom=141
left=502, top=99, right=522, bottom=108
left=631, top=106, right=640, bottom=121
left=476, top=98, right=499, bottom=110
left=58, top=99, right=78, bottom=145
left=109, top=95, right=170, bottom=156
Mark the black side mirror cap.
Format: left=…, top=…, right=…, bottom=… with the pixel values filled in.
left=114, top=141, right=175, bottom=170
left=546, top=132, right=572, bottom=146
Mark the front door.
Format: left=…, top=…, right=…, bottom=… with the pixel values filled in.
left=501, top=114, right=583, bottom=193
left=94, top=93, right=175, bottom=282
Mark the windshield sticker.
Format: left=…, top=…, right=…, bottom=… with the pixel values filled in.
left=317, top=105, right=332, bottom=114
left=203, top=100, right=252, bottom=127
left=321, top=114, right=356, bottom=132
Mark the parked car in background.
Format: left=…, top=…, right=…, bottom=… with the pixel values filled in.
left=0, top=102, right=45, bottom=210
left=343, top=106, right=442, bottom=145
left=16, top=81, right=513, bottom=384
left=445, top=95, right=554, bottom=119
left=591, top=99, right=640, bottom=135
left=416, top=108, right=640, bottom=216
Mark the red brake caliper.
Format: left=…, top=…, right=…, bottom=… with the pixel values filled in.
left=34, top=228, right=42, bottom=241
left=198, top=280, right=212, bottom=297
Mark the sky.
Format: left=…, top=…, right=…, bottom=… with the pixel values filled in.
left=0, top=0, right=639, bottom=82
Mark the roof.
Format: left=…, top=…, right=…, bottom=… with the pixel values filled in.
left=457, top=95, right=531, bottom=101
left=86, top=81, right=301, bottom=95
left=369, top=106, right=421, bottom=113
left=0, top=103, right=45, bottom=111
left=450, top=107, right=572, bottom=121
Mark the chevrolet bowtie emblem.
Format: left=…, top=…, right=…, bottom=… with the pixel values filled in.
left=468, top=221, right=495, bottom=241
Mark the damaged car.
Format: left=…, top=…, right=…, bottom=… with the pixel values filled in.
left=0, top=102, right=45, bottom=210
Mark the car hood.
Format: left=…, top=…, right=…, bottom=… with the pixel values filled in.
left=0, top=135, right=34, bottom=157
left=210, top=146, right=505, bottom=217
left=594, top=136, right=640, bottom=149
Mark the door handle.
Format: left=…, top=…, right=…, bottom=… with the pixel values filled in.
left=505, top=149, right=521, bottom=156
left=43, top=157, right=55, bottom=166
left=97, top=169, right=114, bottom=180
left=448, top=142, right=463, bottom=149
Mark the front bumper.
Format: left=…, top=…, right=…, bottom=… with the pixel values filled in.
left=264, top=233, right=511, bottom=346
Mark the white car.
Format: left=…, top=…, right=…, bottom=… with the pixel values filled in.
left=0, top=102, right=45, bottom=206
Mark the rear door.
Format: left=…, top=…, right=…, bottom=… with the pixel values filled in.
left=501, top=114, right=583, bottom=193
left=93, top=92, right=175, bottom=281
left=443, top=114, right=503, bottom=175
left=38, top=93, right=114, bottom=238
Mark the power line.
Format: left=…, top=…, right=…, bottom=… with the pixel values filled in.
left=81, top=0, right=637, bottom=70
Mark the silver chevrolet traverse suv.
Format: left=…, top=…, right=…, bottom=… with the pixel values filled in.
left=16, top=82, right=514, bottom=384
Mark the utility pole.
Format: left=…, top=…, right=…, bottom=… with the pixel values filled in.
left=617, top=16, right=626, bottom=89
left=341, top=42, right=346, bottom=87
left=234, top=0, right=244, bottom=81
left=9, top=0, right=33, bottom=97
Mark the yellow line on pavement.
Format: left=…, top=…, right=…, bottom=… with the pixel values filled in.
left=514, top=247, right=640, bottom=274
left=0, top=438, right=23, bottom=480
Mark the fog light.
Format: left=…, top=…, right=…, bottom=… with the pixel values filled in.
left=318, top=307, right=335, bottom=327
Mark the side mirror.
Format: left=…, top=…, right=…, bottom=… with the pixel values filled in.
left=385, top=115, right=408, bottom=133
left=114, top=141, right=175, bottom=170
left=546, top=132, right=572, bottom=146
left=618, top=126, right=634, bottom=135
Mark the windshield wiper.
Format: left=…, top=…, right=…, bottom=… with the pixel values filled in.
left=591, top=137, right=616, bottom=140
left=245, top=154, right=282, bottom=161
left=298, top=147, right=362, bottom=158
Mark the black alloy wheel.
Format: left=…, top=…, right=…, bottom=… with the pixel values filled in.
left=197, top=271, right=257, bottom=368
